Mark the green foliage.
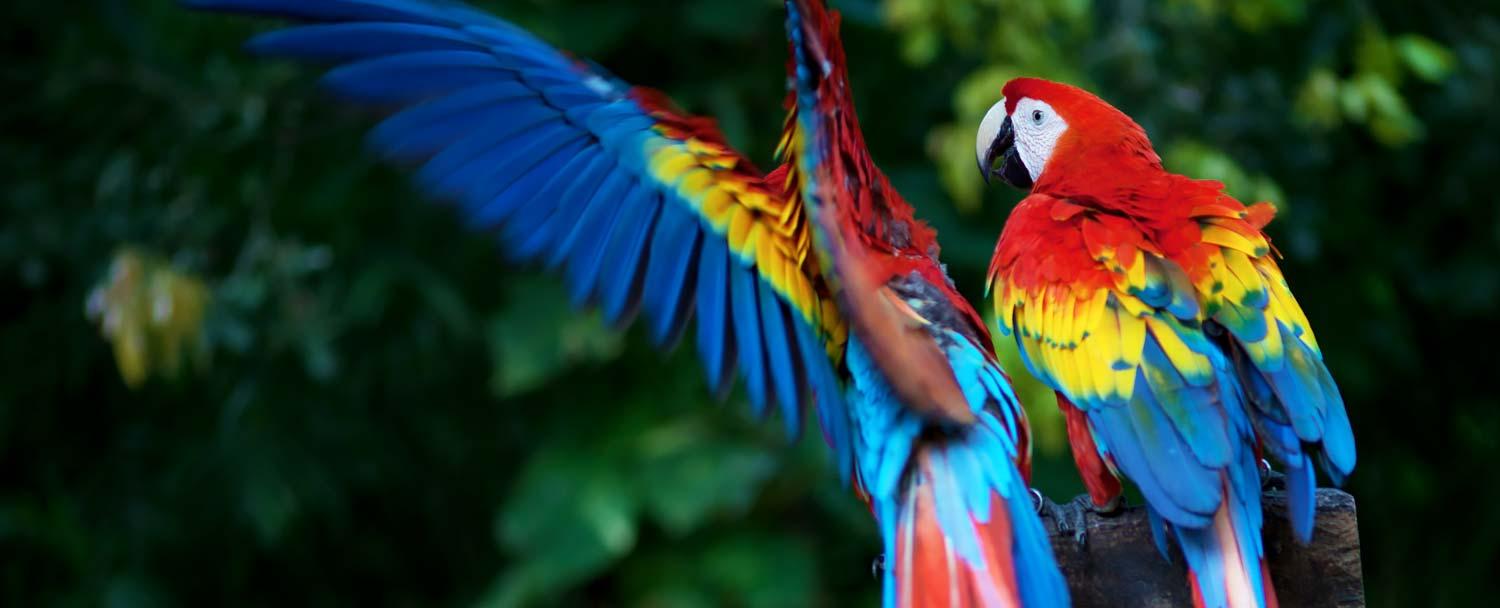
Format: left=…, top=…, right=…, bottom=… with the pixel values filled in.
left=3, top=0, right=1497, bottom=607
left=86, top=248, right=212, bottom=387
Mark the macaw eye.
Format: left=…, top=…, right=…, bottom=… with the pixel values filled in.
left=1031, top=109, right=1045, bottom=125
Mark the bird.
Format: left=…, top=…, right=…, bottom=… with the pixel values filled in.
left=977, top=76, right=1356, bottom=608
left=188, top=1, right=1069, bottom=605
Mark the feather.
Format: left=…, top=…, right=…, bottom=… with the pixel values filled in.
left=729, top=261, right=769, bottom=416
left=695, top=236, right=736, bottom=396
left=246, top=22, right=482, bottom=59
left=640, top=204, right=703, bottom=347
left=321, top=51, right=507, bottom=104
left=598, top=188, right=663, bottom=325
left=559, top=173, right=632, bottom=303
left=370, top=83, right=537, bottom=161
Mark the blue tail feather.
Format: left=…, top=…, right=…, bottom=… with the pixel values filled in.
left=1286, top=454, right=1316, bottom=543
left=843, top=334, right=1068, bottom=608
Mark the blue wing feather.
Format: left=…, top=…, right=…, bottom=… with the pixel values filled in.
left=504, top=147, right=604, bottom=257
left=189, top=0, right=458, bottom=23
left=473, top=138, right=591, bottom=230
left=561, top=174, right=632, bottom=304
left=696, top=237, right=736, bottom=396
left=372, top=90, right=539, bottom=161
left=1089, top=402, right=1214, bottom=528
left=247, top=23, right=481, bottom=59
left=598, top=190, right=662, bottom=324
left=192, top=0, right=853, bottom=479
left=416, top=115, right=565, bottom=193
left=757, top=286, right=802, bottom=435
left=321, top=51, right=507, bottom=103
left=1140, top=333, right=1233, bottom=467
left=729, top=262, right=769, bottom=416
left=641, top=205, right=702, bottom=347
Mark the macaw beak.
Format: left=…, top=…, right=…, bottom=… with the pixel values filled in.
left=976, top=98, right=1034, bottom=191
left=979, top=116, right=1033, bottom=190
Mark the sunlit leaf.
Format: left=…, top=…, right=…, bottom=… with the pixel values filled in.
left=1396, top=35, right=1456, bottom=83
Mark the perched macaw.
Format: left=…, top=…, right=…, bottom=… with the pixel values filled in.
left=191, top=0, right=1068, bottom=605
left=976, top=77, right=1357, bottom=607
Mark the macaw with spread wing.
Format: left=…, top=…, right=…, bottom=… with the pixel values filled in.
left=191, top=0, right=1068, bottom=605
left=977, top=77, right=1357, bottom=608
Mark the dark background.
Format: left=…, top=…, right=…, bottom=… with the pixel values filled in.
left=4, top=0, right=1496, bottom=606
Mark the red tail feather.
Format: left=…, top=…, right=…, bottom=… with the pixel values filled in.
left=1189, top=484, right=1282, bottom=608
left=894, top=450, right=1022, bottom=608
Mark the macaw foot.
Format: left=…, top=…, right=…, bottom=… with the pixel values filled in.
left=871, top=553, right=885, bottom=578
left=1032, top=489, right=1122, bottom=548
left=1259, top=458, right=1287, bottom=491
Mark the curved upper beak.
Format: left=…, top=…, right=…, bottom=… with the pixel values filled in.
left=975, top=99, right=1033, bottom=190
left=979, top=117, right=1015, bottom=185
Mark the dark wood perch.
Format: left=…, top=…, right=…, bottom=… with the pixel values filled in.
left=1045, top=488, right=1364, bottom=607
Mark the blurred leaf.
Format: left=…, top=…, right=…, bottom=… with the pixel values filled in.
left=496, top=446, right=639, bottom=600
left=1396, top=35, right=1457, bottom=83
left=1294, top=68, right=1343, bottom=129
left=1356, top=23, right=1403, bottom=83
left=487, top=277, right=624, bottom=398
left=700, top=533, right=818, bottom=608
left=1162, top=140, right=1287, bottom=206
left=685, top=0, right=768, bottom=40
left=636, top=423, right=779, bottom=535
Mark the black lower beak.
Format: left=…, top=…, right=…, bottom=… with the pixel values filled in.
left=982, top=117, right=1033, bottom=190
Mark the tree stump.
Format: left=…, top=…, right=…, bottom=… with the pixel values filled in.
left=1045, top=488, right=1364, bottom=607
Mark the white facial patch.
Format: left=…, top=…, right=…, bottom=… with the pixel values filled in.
left=976, top=97, right=1008, bottom=172
left=1010, top=98, right=1068, bottom=182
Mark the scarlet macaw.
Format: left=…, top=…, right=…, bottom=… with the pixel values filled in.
left=977, top=78, right=1356, bottom=607
left=190, top=1, right=1068, bottom=605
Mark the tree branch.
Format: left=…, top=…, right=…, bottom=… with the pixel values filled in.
left=1046, top=488, right=1364, bottom=607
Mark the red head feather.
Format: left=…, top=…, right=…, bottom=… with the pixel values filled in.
left=1000, top=78, right=1165, bottom=198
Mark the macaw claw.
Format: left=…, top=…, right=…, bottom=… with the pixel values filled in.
left=1259, top=458, right=1288, bottom=491
left=1033, top=489, right=1123, bottom=548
